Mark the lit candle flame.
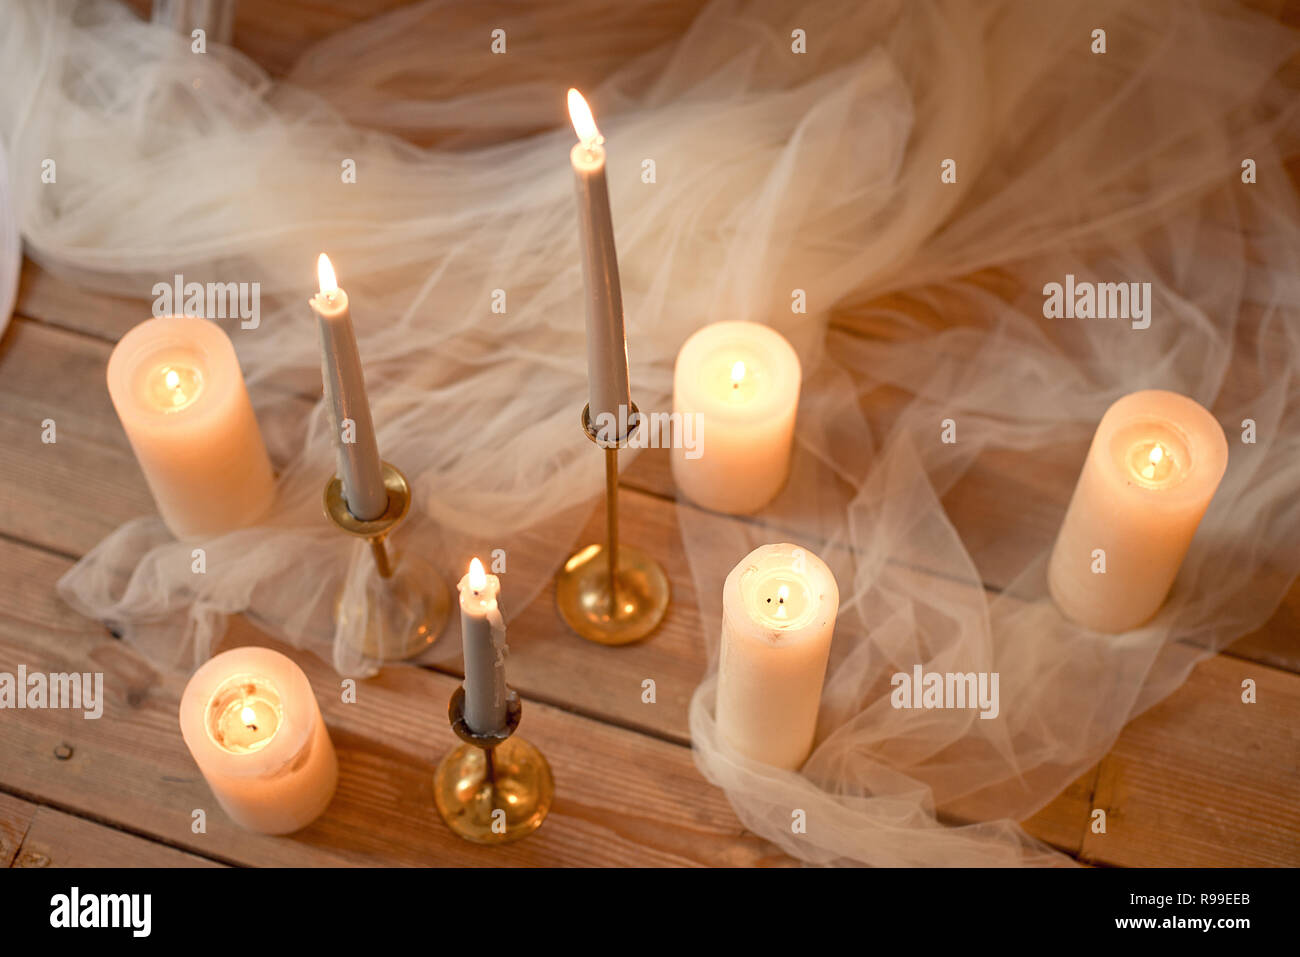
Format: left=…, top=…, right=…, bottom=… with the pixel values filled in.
left=731, top=360, right=746, bottom=388
left=317, top=252, right=338, bottom=296
left=240, top=705, right=257, bottom=728
left=468, top=556, right=487, bottom=592
left=775, top=583, right=789, bottom=620
left=567, top=88, right=603, bottom=148
left=164, top=367, right=180, bottom=391
left=1142, top=442, right=1165, bottom=480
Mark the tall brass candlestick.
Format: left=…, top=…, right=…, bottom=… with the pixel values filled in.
left=561, top=89, right=669, bottom=644
left=555, top=404, right=670, bottom=645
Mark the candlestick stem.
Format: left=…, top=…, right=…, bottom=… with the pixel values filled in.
left=434, top=686, right=553, bottom=844
left=323, top=462, right=450, bottom=660
left=555, top=403, right=670, bottom=645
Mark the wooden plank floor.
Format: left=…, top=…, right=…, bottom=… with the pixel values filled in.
left=5, top=254, right=1298, bottom=867
left=3, top=1, right=1298, bottom=868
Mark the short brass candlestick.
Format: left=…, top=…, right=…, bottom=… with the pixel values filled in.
left=323, top=461, right=450, bottom=660
left=433, top=686, right=554, bottom=844
left=555, top=402, right=670, bottom=645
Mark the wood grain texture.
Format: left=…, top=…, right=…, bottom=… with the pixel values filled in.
left=0, top=792, right=37, bottom=867
left=12, top=807, right=223, bottom=868
left=1083, top=656, right=1300, bottom=867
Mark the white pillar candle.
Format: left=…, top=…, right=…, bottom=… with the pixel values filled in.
left=567, top=88, right=632, bottom=431
left=672, top=321, right=801, bottom=515
left=178, top=647, right=338, bottom=834
left=106, top=315, right=274, bottom=540
left=716, top=542, right=839, bottom=770
left=458, top=557, right=509, bottom=735
left=309, top=253, right=389, bottom=521
left=1048, top=389, right=1229, bottom=633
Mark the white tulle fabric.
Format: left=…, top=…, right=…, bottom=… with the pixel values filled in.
left=3, top=0, right=1298, bottom=865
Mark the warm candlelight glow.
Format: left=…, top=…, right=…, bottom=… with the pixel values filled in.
left=774, top=583, right=789, bottom=619
left=468, top=556, right=487, bottom=592
left=1144, top=443, right=1164, bottom=478
left=754, top=573, right=813, bottom=627
left=1126, top=437, right=1178, bottom=487
left=567, top=88, right=602, bottom=147
left=205, top=675, right=282, bottom=755
left=180, top=647, right=338, bottom=834
left=145, top=362, right=203, bottom=412
left=317, top=253, right=339, bottom=296
left=672, top=321, right=802, bottom=514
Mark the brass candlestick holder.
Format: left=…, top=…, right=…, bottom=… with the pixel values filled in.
left=555, top=402, right=670, bottom=645
left=433, top=686, right=554, bottom=844
left=324, top=461, right=450, bottom=660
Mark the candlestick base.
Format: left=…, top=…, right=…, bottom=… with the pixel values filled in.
left=334, top=552, right=451, bottom=660
left=433, top=687, right=554, bottom=845
left=556, top=542, right=670, bottom=645
left=324, top=462, right=451, bottom=660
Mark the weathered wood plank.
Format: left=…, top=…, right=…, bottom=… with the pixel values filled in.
left=0, top=318, right=154, bottom=556
left=0, top=536, right=786, bottom=867
left=13, top=259, right=147, bottom=343
left=1083, top=654, right=1300, bottom=867
left=13, top=806, right=223, bottom=868
left=0, top=792, right=37, bottom=867
left=1020, top=768, right=1098, bottom=857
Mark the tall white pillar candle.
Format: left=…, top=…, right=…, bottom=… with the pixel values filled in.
left=567, top=88, right=632, bottom=431
left=458, top=557, right=509, bottom=735
left=672, top=320, right=802, bottom=514
left=1048, top=389, right=1229, bottom=632
left=309, top=253, right=389, bottom=521
left=106, top=315, right=274, bottom=540
left=716, top=542, right=839, bottom=770
left=179, top=647, right=338, bottom=834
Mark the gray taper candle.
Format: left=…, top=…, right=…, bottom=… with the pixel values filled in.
left=309, top=253, right=389, bottom=521
left=458, top=558, right=509, bottom=735
left=568, top=89, right=632, bottom=437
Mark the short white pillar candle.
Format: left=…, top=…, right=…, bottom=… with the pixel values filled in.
left=716, top=542, right=839, bottom=770
left=671, top=321, right=801, bottom=515
left=179, top=647, right=338, bottom=834
left=1048, top=389, right=1229, bottom=632
left=107, top=315, right=275, bottom=539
